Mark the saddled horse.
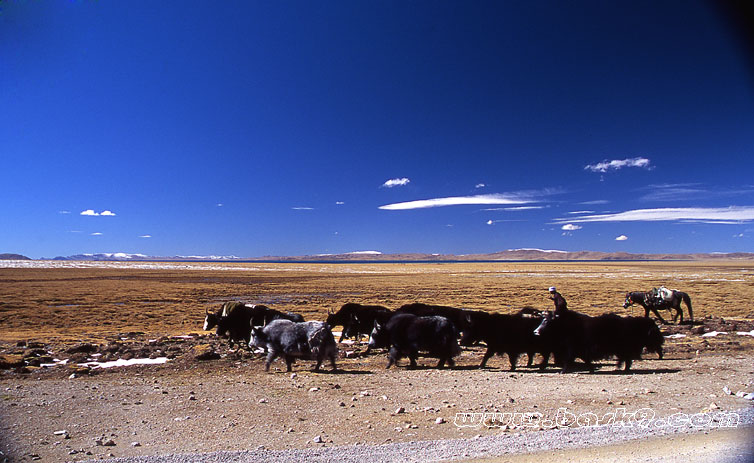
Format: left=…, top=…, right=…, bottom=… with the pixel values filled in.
left=623, top=290, right=693, bottom=325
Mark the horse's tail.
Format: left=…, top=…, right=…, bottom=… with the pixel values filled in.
left=681, top=292, right=693, bottom=322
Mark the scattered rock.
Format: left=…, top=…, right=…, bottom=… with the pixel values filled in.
left=131, top=442, right=141, bottom=447
left=395, top=407, right=405, bottom=414
left=66, top=343, right=98, bottom=354
left=190, top=345, right=220, bottom=361
left=312, top=435, right=323, bottom=443
left=309, top=387, right=320, bottom=392
left=435, top=417, right=446, bottom=424
left=0, top=354, right=24, bottom=369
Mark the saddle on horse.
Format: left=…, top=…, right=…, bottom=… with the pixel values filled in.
left=647, top=286, right=672, bottom=305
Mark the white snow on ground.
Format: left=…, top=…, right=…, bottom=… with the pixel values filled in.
left=701, top=331, right=728, bottom=337
left=78, top=357, right=169, bottom=369
left=508, top=248, right=568, bottom=253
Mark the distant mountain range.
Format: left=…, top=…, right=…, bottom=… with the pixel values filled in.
left=0, top=253, right=31, bottom=260
left=7, top=249, right=751, bottom=262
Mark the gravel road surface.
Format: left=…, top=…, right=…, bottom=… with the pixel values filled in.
left=84, top=408, right=753, bottom=463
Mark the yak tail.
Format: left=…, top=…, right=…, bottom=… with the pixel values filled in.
left=682, top=292, right=693, bottom=322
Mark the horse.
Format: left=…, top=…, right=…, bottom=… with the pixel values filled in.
left=623, top=290, right=693, bottom=325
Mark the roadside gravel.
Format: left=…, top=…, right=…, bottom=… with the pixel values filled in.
left=85, top=408, right=754, bottom=463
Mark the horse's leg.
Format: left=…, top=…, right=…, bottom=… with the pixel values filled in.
left=685, top=294, right=693, bottom=323
left=649, top=305, right=667, bottom=324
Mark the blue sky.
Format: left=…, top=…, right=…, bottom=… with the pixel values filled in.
left=2, top=1, right=753, bottom=258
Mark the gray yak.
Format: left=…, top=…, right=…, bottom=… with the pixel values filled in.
left=250, top=319, right=338, bottom=372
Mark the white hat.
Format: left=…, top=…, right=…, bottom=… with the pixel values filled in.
left=548, top=286, right=556, bottom=292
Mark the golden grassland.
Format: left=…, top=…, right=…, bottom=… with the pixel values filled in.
left=1, top=260, right=753, bottom=344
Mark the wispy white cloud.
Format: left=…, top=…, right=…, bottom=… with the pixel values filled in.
left=585, top=157, right=651, bottom=173
left=615, top=235, right=629, bottom=241
left=382, top=177, right=410, bottom=188
left=639, top=184, right=754, bottom=202
left=556, top=206, right=754, bottom=224
left=475, top=183, right=486, bottom=189
left=90, top=232, right=103, bottom=236
left=58, top=210, right=71, bottom=215
left=292, top=207, right=314, bottom=210
left=379, top=193, right=536, bottom=211
left=336, top=201, right=345, bottom=205
left=567, top=210, right=594, bottom=214
left=579, top=200, right=610, bottom=205
left=561, top=224, right=582, bottom=231
left=80, top=209, right=116, bottom=217
left=483, top=206, right=545, bottom=211
left=139, top=234, right=152, bottom=238
left=216, top=203, right=224, bottom=207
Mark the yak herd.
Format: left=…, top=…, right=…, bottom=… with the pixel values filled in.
left=203, top=291, right=677, bottom=374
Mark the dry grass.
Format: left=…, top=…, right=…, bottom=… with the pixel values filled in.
left=1, top=260, right=753, bottom=344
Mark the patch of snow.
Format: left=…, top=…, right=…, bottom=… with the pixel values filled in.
left=736, top=330, right=754, bottom=337
left=179, top=255, right=241, bottom=260
left=78, top=357, right=169, bottom=369
left=40, top=358, right=69, bottom=368
left=508, top=248, right=568, bottom=254
left=664, top=334, right=687, bottom=339
left=701, top=331, right=728, bottom=337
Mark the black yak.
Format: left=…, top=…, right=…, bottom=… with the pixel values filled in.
left=326, top=303, right=392, bottom=345
left=533, top=309, right=664, bottom=372
left=368, top=313, right=460, bottom=369
left=461, top=308, right=552, bottom=370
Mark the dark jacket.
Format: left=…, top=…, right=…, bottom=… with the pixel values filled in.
left=550, top=291, right=568, bottom=315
